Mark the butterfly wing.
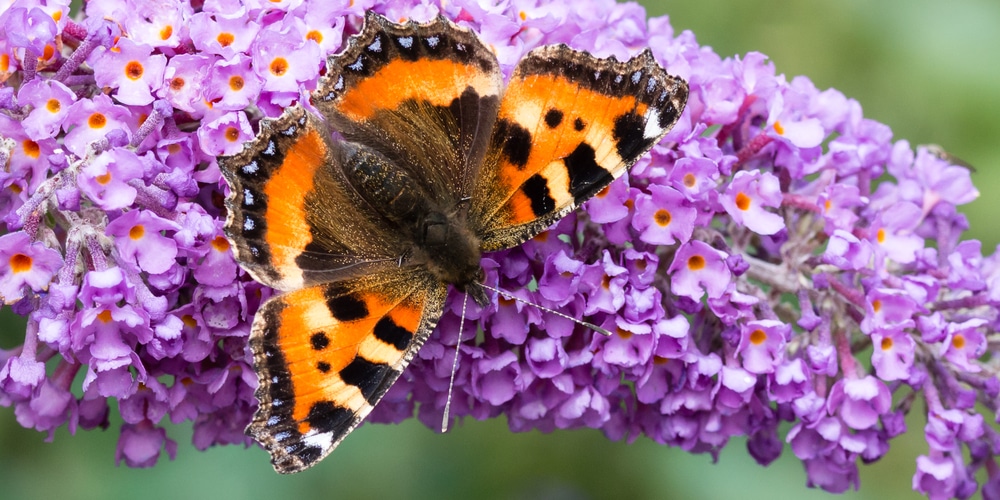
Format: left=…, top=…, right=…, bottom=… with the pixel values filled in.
left=469, top=45, right=689, bottom=250
left=218, top=107, right=417, bottom=292
left=247, top=270, right=447, bottom=473
left=314, top=12, right=503, bottom=207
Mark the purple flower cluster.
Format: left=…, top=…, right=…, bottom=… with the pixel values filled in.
left=0, top=0, right=996, bottom=497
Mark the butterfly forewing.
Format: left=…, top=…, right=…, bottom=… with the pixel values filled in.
left=470, top=46, right=689, bottom=251
left=219, top=108, right=409, bottom=291
left=314, top=12, right=503, bottom=208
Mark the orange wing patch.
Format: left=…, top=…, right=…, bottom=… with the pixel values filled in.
left=332, top=58, right=499, bottom=122
left=259, top=128, right=325, bottom=290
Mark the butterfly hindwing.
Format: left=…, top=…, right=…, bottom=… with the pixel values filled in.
left=469, top=45, right=689, bottom=251
left=247, top=270, right=447, bottom=473
left=314, top=12, right=503, bottom=207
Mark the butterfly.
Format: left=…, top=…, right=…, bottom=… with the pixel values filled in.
left=217, top=11, right=687, bottom=473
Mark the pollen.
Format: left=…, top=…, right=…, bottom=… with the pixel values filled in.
left=9, top=184, right=22, bottom=194
left=95, top=172, right=112, bottom=185
left=687, top=255, right=705, bottom=271
left=217, top=32, right=235, bottom=47
left=683, top=172, right=697, bottom=188
left=129, top=225, right=146, bottom=240
left=97, top=309, right=113, bottom=323
left=228, top=75, right=245, bottom=91
left=46, top=98, right=61, bottom=113
left=616, top=328, right=632, bottom=339
left=22, top=139, right=40, bottom=159
left=872, top=299, right=882, bottom=313
left=876, top=228, right=886, bottom=244
left=41, top=44, right=55, bottom=60
left=124, top=60, right=144, bottom=80
left=654, top=209, right=671, bottom=227
left=181, top=314, right=198, bottom=328
left=52, top=10, right=62, bottom=21
left=306, top=30, right=323, bottom=44
left=519, top=10, right=527, bottom=21
left=880, top=337, right=894, bottom=351
left=749, top=329, right=766, bottom=345
left=596, top=185, right=610, bottom=198
left=653, top=355, right=668, bottom=365
left=773, top=120, right=784, bottom=135
left=952, top=334, right=966, bottom=350
left=88, top=112, right=107, bottom=129
left=9, top=253, right=32, bottom=273
left=224, top=126, right=241, bottom=142
left=211, top=235, right=230, bottom=252
left=269, top=57, right=289, bottom=77
left=824, top=199, right=832, bottom=212
left=170, top=77, right=185, bottom=91
left=0, top=53, right=9, bottom=72
left=160, top=25, right=173, bottom=40
left=167, top=144, right=181, bottom=154
left=601, top=275, right=611, bottom=290
left=735, top=192, right=751, bottom=211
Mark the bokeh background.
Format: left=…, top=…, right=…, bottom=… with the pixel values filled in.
left=2, top=1, right=999, bottom=498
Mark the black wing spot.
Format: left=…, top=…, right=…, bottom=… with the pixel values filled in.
left=325, top=290, right=369, bottom=322
left=306, top=401, right=352, bottom=434
left=310, top=332, right=330, bottom=351
left=497, top=119, right=532, bottom=169
left=564, top=143, right=612, bottom=203
left=544, top=109, right=563, bottom=128
left=574, top=118, right=586, bottom=131
left=522, top=174, right=556, bottom=216
left=612, top=111, right=654, bottom=164
left=317, top=361, right=331, bottom=373
left=374, top=316, right=412, bottom=350
left=340, top=356, right=389, bottom=403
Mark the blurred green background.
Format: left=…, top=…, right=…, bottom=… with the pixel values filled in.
left=2, top=1, right=999, bottom=499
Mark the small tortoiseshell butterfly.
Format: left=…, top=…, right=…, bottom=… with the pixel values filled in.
left=218, top=12, right=688, bottom=473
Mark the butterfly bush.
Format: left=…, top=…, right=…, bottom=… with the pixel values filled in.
left=0, top=0, right=996, bottom=496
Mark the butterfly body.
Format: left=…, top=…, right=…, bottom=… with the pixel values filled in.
left=218, top=12, right=687, bottom=473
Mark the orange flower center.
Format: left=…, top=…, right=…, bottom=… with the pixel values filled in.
left=170, top=77, right=185, bottom=91
left=228, top=75, right=244, bottom=91
left=683, top=173, right=696, bottom=188
left=129, top=225, right=145, bottom=240
left=88, top=113, right=107, bottom=129
left=211, top=236, right=230, bottom=252
left=269, top=57, right=289, bottom=76
left=160, top=25, right=173, bottom=40
left=654, top=209, right=671, bottom=227
left=9, top=253, right=32, bottom=273
left=22, top=139, right=40, bottom=159
left=225, top=126, right=240, bottom=142
left=687, top=255, right=705, bottom=271
left=124, top=61, right=144, bottom=80
left=952, top=334, right=966, bottom=350
left=46, top=98, right=61, bottom=113
left=217, top=32, right=235, bottom=47
left=749, top=329, right=766, bottom=345
left=880, top=337, right=893, bottom=351
left=97, top=309, right=113, bottom=323
left=735, top=192, right=751, bottom=211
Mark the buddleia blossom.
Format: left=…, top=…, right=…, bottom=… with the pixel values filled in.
left=0, top=0, right=996, bottom=497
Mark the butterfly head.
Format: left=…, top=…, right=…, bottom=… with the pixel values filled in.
left=415, top=209, right=490, bottom=306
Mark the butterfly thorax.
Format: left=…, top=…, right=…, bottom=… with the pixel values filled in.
left=340, top=142, right=488, bottom=304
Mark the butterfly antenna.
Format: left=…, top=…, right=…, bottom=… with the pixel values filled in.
left=441, top=294, right=468, bottom=433
left=478, top=282, right=612, bottom=336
